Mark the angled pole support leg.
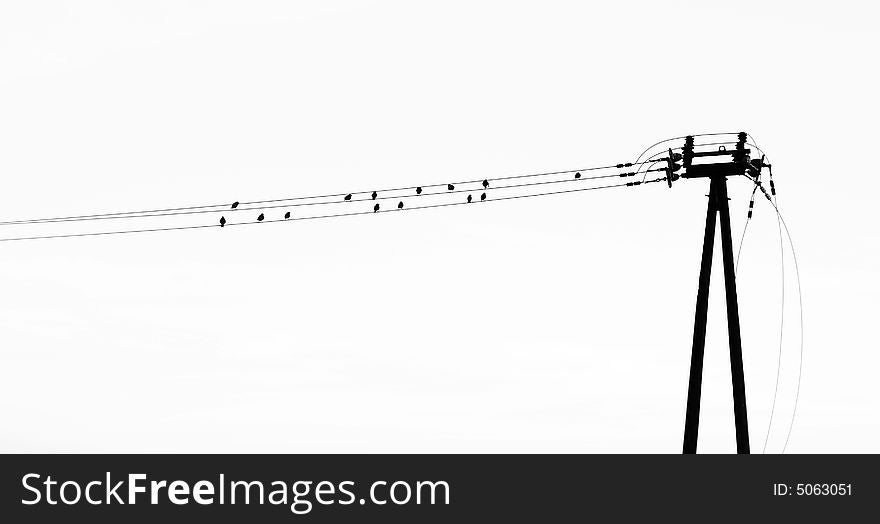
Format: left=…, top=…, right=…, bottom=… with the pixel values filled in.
left=683, top=178, right=719, bottom=454
left=717, top=177, right=750, bottom=454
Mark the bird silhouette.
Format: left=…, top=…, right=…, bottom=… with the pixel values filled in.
left=374, top=203, right=380, bottom=212
left=416, top=187, right=422, bottom=195
left=398, top=201, right=404, bottom=209
left=448, top=184, right=455, bottom=190
left=219, top=216, right=226, bottom=227
left=257, top=213, right=264, bottom=222
left=231, top=201, right=240, bottom=209
left=482, top=179, right=489, bottom=189
left=467, top=194, right=473, bottom=203
left=371, top=191, right=378, bottom=200
left=574, top=172, right=581, bottom=179
left=480, top=192, right=486, bottom=201
left=344, top=194, right=352, bottom=201
left=284, top=211, right=291, bottom=219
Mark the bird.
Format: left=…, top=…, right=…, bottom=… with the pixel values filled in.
left=373, top=203, right=380, bottom=213
left=257, top=213, right=264, bottom=222
left=574, top=172, right=581, bottom=179
left=231, top=201, right=240, bottom=209
left=397, top=201, right=404, bottom=209
left=371, top=191, right=378, bottom=200
left=480, top=192, right=486, bottom=201
left=284, top=211, right=291, bottom=219
left=344, top=194, right=352, bottom=201
left=482, top=179, right=489, bottom=189
left=416, top=187, right=422, bottom=195
left=467, top=194, right=473, bottom=203
left=447, top=184, right=455, bottom=190
left=219, top=216, right=226, bottom=227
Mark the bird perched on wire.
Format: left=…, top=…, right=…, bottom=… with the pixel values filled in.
left=397, top=201, right=404, bottom=209
left=482, top=179, right=489, bottom=189
left=219, top=216, right=227, bottom=227
left=448, top=184, right=455, bottom=190
left=416, top=187, right=422, bottom=195
left=257, top=213, right=264, bottom=222
left=480, top=193, right=486, bottom=201
left=467, top=194, right=473, bottom=203
left=373, top=203, right=380, bottom=213
left=344, top=194, right=352, bottom=201
left=231, top=201, right=240, bottom=209
left=284, top=211, right=291, bottom=219
left=371, top=191, right=378, bottom=200
left=574, top=172, right=581, bottom=179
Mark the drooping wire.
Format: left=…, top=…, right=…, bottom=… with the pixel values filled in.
left=750, top=174, right=803, bottom=454
left=780, top=210, right=803, bottom=454
left=762, top=173, right=786, bottom=454
left=735, top=162, right=794, bottom=454
left=0, top=178, right=670, bottom=243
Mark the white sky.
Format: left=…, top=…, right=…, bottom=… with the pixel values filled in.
left=0, top=0, right=877, bottom=452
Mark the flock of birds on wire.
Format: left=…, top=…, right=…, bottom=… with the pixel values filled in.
left=218, top=179, right=495, bottom=228
left=0, top=132, right=759, bottom=243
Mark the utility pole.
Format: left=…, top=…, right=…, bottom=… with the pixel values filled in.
left=675, top=132, right=762, bottom=454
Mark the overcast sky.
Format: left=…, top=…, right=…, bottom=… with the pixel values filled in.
left=0, top=0, right=877, bottom=453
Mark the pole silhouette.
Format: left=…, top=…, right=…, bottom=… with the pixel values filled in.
left=680, top=133, right=759, bottom=454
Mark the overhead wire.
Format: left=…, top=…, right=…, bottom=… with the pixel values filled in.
left=0, top=160, right=663, bottom=228
left=0, top=135, right=756, bottom=229
left=0, top=177, right=671, bottom=243
left=0, top=169, right=649, bottom=227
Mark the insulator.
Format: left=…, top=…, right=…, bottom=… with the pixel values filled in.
left=682, top=136, right=695, bottom=168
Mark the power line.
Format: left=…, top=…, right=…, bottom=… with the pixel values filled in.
left=0, top=168, right=661, bottom=227
left=0, top=160, right=664, bottom=228
left=0, top=178, right=669, bottom=243
left=0, top=137, right=751, bottom=228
